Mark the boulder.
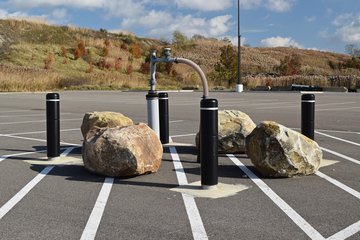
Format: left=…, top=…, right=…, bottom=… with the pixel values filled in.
left=82, top=123, right=163, bottom=177
left=196, top=110, right=256, bottom=153
left=81, top=111, right=133, bottom=137
left=246, top=121, right=322, bottom=177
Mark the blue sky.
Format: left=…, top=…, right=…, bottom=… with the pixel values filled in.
left=0, top=0, right=359, bottom=53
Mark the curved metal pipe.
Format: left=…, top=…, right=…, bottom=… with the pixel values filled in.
left=176, top=58, right=209, bottom=98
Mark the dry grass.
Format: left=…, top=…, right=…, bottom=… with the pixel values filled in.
left=242, top=74, right=360, bottom=90
left=1, top=19, right=359, bottom=92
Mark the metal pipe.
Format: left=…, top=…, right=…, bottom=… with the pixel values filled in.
left=200, top=98, right=218, bottom=188
left=301, top=94, right=315, bottom=140
left=46, top=93, right=60, bottom=160
left=175, top=58, right=209, bottom=98
left=237, top=0, right=241, bottom=86
left=159, top=92, right=169, bottom=144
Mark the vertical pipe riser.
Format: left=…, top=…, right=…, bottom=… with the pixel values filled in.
left=301, top=94, right=315, bottom=140
left=46, top=93, right=60, bottom=159
left=146, top=92, right=160, bottom=137
left=159, top=92, right=169, bottom=144
left=200, top=99, right=218, bottom=187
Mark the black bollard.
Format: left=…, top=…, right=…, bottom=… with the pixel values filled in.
left=46, top=93, right=60, bottom=159
left=200, top=98, right=218, bottom=188
left=301, top=94, right=315, bottom=140
left=159, top=92, right=169, bottom=144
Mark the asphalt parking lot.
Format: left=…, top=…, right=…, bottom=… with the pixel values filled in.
left=0, top=90, right=359, bottom=240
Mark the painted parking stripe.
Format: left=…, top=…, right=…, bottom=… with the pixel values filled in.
left=316, top=106, right=360, bottom=112
left=315, top=172, right=360, bottom=199
left=292, top=128, right=360, bottom=135
left=0, top=110, right=31, bottom=113
left=315, top=129, right=360, bottom=134
left=0, top=148, right=74, bottom=220
left=170, top=133, right=197, bottom=138
left=0, top=118, right=80, bottom=125
left=0, top=113, right=72, bottom=118
left=320, top=147, right=360, bottom=165
left=1, top=128, right=79, bottom=136
left=0, top=134, right=81, bottom=147
left=316, top=131, right=360, bottom=147
left=80, top=177, right=114, bottom=240
left=169, top=120, right=184, bottom=123
left=0, top=149, right=48, bottom=163
left=326, top=220, right=360, bottom=240
left=169, top=139, right=208, bottom=240
left=227, top=154, right=325, bottom=240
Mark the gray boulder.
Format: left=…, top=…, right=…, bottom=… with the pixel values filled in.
left=196, top=110, right=256, bottom=153
left=82, top=123, right=163, bottom=177
left=246, top=121, right=322, bottom=177
left=81, top=111, right=133, bottom=137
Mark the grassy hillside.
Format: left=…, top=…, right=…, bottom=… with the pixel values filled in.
left=0, top=19, right=359, bottom=92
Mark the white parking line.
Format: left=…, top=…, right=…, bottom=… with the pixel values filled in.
left=326, top=220, right=360, bottom=240
left=320, top=147, right=360, bottom=165
left=315, top=172, right=360, bottom=199
left=1, top=128, right=79, bottom=136
left=80, top=177, right=114, bottom=240
left=169, top=120, right=184, bottom=123
left=316, top=102, right=357, bottom=107
left=292, top=128, right=360, bottom=135
left=316, top=131, right=360, bottom=147
left=0, top=118, right=80, bottom=125
left=315, top=129, right=360, bottom=134
left=0, top=113, right=72, bottom=118
left=0, top=134, right=81, bottom=147
left=171, top=133, right=197, bottom=138
left=0, top=149, right=47, bottom=163
left=169, top=138, right=208, bottom=240
left=0, top=110, right=31, bottom=113
left=0, top=148, right=74, bottom=220
left=227, top=154, right=325, bottom=240
left=316, top=107, right=360, bottom=112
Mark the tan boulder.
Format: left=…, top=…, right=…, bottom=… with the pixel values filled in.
left=246, top=121, right=322, bottom=177
left=196, top=110, right=256, bottom=153
left=81, top=111, right=133, bottom=137
left=82, top=123, right=163, bottom=177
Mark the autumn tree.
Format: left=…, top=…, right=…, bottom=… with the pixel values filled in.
left=74, top=40, right=87, bottom=60
left=276, top=54, right=302, bottom=75
left=213, top=45, right=237, bottom=86
left=44, top=53, right=54, bottom=69
left=130, top=44, right=141, bottom=58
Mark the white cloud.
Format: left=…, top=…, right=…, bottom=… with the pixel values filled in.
left=103, top=0, right=145, bottom=19
left=121, top=10, right=172, bottom=29
left=240, top=0, right=262, bottom=9
left=0, top=7, right=48, bottom=21
left=52, top=8, right=67, bottom=19
left=266, top=0, right=294, bottom=12
left=227, top=36, right=246, bottom=46
left=9, top=0, right=105, bottom=9
left=175, top=0, right=232, bottom=11
left=241, top=0, right=294, bottom=12
left=260, top=36, right=302, bottom=48
left=138, top=14, right=232, bottom=39
left=305, top=16, right=316, bottom=22
left=8, top=0, right=143, bottom=19
left=332, top=13, right=360, bottom=43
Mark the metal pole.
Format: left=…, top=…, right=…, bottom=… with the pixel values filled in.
left=200, top=98, right=218, bottom=189
left=236, top=0, right=243, bottom=93
left=146, top=91, right=160, bottom=137
left=46, top=93, right=60, bottom=160
left=301, top=94, right=315, bottom=140
left=159, top=92, right=169, bottom=144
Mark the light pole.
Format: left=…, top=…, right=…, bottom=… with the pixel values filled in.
left=236, top=0, right=243, bottom=92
